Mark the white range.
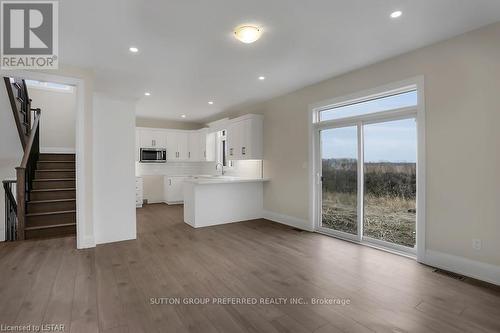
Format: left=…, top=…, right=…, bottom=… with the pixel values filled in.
left=183, top=176, right=269, bottom=228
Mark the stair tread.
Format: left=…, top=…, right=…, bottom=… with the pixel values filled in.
left=27, top=210, right=76, bottom=217
left=31, top=188, right=76, bottom=192
left=33, top=178, right=76, bottom=182
left=25, top=222, right=76, bottom=231
left=38, top=160, right=75, bottom=163
left=37, top=169, right=76, bottom=172
left=28, top=199, right=76, bottom=204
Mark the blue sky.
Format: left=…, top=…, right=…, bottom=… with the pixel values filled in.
left=320, top=91, right=417, bottom=163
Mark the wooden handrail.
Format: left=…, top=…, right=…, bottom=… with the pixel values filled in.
left=19, top=109, right=40, bottom=168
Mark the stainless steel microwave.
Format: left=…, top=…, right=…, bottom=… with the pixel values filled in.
left=140, top=148, right=167, bottom=163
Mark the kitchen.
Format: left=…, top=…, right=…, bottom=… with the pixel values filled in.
left=135, top=114, right=268, bottom=227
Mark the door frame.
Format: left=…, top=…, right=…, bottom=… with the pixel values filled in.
left=1, top=69, right=89, bottom=249
left=308, top=76, right=426, bottom=261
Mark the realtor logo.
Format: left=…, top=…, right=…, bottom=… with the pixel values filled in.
left=1, top=1, right=58, bottom=69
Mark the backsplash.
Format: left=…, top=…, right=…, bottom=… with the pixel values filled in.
left=136, top=160, right=263, bottom=178
left=201, top=160, right=263, bottom=178
left=136, top=162, right=208, bottom=176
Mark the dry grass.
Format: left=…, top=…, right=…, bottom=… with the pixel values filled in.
left=321, top=192, right=416, bottom=247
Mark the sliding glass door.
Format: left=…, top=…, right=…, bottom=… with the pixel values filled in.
left=363, top=118, right=417, bottom=249
left=319, top=118, right=417, bottom=251
left=320, top=126, right=358, bottom=237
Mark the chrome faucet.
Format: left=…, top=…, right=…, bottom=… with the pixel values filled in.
left=215, top=162, right=225, bottom=175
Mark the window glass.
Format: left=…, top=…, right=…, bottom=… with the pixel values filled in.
left=319, top=90, right=417, bottom=121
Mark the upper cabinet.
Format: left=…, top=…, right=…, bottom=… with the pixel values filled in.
left=139, top=129, right=166, bottom=148
left=136, top=113, right=263, bottom=163
left=166, top=130, right=189, bottom=161
left=227, top=114, right=263, bottom=160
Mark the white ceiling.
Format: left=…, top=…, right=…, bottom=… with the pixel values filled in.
left=60, top=0, right=500, bottom=122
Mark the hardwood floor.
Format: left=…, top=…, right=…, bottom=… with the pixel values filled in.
left=0, top=203, right=499, bottom=332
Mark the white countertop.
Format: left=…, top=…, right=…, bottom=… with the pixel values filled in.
left=185, top=176, right=269, bottom=185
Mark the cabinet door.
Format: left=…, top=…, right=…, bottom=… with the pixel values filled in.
left=227, top=121, right=243, bottom=160
left=198, top=129, right=207, bottom=161
left=177, top=132, right=189, bottom=160
left=188, top=131, right=200, bottom=161
left=165, top=131, right=178, bottom=160
left=140, top=130, right=156, bottom=148
left=205, top=132, right=216, bottom=162
left=153, top=130, right=167, bottom=148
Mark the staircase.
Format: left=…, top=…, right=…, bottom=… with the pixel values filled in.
left=2, top=76, right=77, bottom=241
left=25, top=153, right=76, bottom=239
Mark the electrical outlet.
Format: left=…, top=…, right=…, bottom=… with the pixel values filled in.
left=472, top=239, right=482, bottom=251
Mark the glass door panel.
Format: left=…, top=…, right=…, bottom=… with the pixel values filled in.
left=320, top=126, right=358, bottom=235
left=363, top=118, right=417, bottom=248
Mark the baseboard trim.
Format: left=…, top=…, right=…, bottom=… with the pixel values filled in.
left=423, top=249, right=500, bottom=286
left=262, top=210, right=314, bottom=232
left=41, top=147, right=76, bottom=154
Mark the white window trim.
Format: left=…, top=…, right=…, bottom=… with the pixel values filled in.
left=308, top=76, right=426, bottom=262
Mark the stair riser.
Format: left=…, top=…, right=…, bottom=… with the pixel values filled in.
left=27, top=212, right=76, bottom=228
left=33, top=180, right=75, bottom=190
left=27, top=201, right=76, bottom=214
left=39, top=154, right=75, bottom=162
left=35, top=171, right=75, bottom=179
left=25, top=225, right=76, bottom=239
left=30, top=190, right=76, bottom=201
left=37, top=162, right=75, bottom=170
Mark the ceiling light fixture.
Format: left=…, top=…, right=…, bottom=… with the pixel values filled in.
left=129, top=46, right=139, bottom=53
left=144, top=92, right=151, bottom=96
left=234, top=25, right=262, bottom=44
left=390, top=11, right=402, bottom=19
left=258, top=76, right=266, bottom=80
left=181, top=114, right=186, bottom=118
left=208, top=101, right=214, bottom=105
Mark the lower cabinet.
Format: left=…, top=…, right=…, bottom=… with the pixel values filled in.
left=164, top=176, right=188, bottom=204
left=136, top=177, right=143, bottom=208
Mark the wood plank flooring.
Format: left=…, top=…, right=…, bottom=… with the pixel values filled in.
left=0, top=203, right=499, bottom=332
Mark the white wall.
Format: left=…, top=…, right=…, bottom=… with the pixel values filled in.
left=0, top=84, right=23, bottom=241
left=93, top=93, right=136, bottom=244
left=216, top=22, right=500, bottom=282
left=29, top=87, right=76, bottom=152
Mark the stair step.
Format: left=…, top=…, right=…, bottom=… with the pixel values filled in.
left=26, top=210, right=76, bottom=228
left=39, top=153, right=75, bottom=162
left=37, top=161, right=75, bottom=170
left=30, top=188, right=76, bottom=201
left=27, top=199, right=76, bottom=214
left=32, top=178, right=75, bottom=190
left=25, top=223, right=76, bottom=240
left=35, top=170, right=75, bottom=179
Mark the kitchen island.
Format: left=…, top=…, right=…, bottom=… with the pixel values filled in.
left=183, top=176, right=269, bottom=228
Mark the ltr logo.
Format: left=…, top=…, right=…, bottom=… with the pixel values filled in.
left=1, top=1, right=58, bottom=69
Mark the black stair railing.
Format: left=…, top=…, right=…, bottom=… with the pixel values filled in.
left=2, top=180, right=17, bottom=241
left=3, top=77, right=41, bottom=240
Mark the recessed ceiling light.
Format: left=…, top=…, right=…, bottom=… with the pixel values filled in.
left=129, top=46, right=139, bottom=53
left=181, top=114, right=186, bottom=118
left=258, top=76, right=266, bottom=80
left=390, top=11, right=402, bottom=19
left=208, top=101, right=214, bottom=105
left=144, top=92, right=151, bottom=96
left=234, top=25, right=262, bottom=44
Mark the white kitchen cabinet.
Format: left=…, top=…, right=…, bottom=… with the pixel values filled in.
left=136, top=177, right=143, bottom=208
left=139, top=129, right=166, bottom=148
left=188, top=129, right=209, bottom=161
left=164, top=176, right=188, bottom=204
left=227, top=114, right=263, bottom=160
left=205, top=131, right=216, bottom=162
left=166, top=130, right=189, bottom=161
